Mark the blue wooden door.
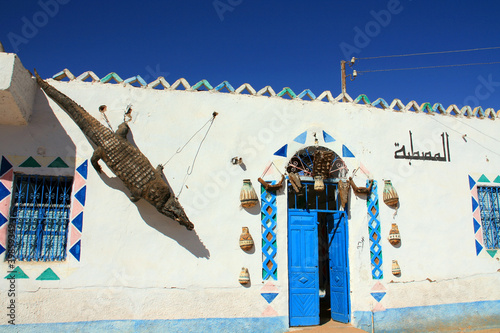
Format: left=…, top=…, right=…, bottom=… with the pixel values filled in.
left=327, top=212, right=350, bottom=323
left=288, top=211, right=319, bottom=326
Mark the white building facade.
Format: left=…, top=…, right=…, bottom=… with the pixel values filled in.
left=0, top=53, right=499, bottom=332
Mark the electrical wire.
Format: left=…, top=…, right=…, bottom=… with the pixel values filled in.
left=356, top=46, right=500, bottom=60
left=357, top=61, right=500, bottom=74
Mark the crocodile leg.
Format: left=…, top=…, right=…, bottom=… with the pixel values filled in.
left=91, top=147, right=104, bottom=173
left=115, top=122, right=129, bottom=140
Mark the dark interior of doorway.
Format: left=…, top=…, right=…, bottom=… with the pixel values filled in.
left=318, top=212, right=332, bottom=324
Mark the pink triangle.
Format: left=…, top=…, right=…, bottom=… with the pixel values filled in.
left=0, top=224, right=7, bottom=248
left=0, top=169, right=13, bottom=183
left=473, top=209, right=481, bottom=222
left=71, top=200, right=84, bottom=220
left=69, top=224, right=81, bottom=247
left=371, top=281, right=386, bottom=292
left=475, top=231, right=484, bottom=245
left=262, top=305, right=279, bottom=317
left=72, top=172, right=86, bottom=193
left=470, top=186, right=478, bottom=201
left=373, top=302, right=386, bottom=312
left=261, top=281, right=279, bottom=293
left=359, top=163, right=371, bottom=177
left=0, top=196, right=12, bottom=217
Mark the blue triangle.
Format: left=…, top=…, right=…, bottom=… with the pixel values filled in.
left=274, top=145, right=288, bottom=157
left=293, top=131, right=307, bottom=144
left=472, top=197, right=478, bottom=212
left=473, top=219, right=481, bottom=233
left=468, top=175, right=476, bottom=190
left=0, top=243, right=4, bottom=256
left=0, top=214, right=7, bottom=227
left=261, top=292, right=278, bottom=304
left=72, top=212, right=84, bottom=233
left=0, top=182, right=10, bottom=202
left=0, top=156, right=12, bottom=177
left=475, top=240, right=483, bottom=255
left=77, top=160, right=88, bottom=180
left=371, top=292, right=386, bottom=302
left=342, top=145, right=355, bottom=158
left=69, top=240, right=81, bottom=261
left=74, top=186, right=86, bottom=206
left=323, top=131, right=335, bottom=143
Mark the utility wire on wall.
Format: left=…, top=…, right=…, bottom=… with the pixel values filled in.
left=356, top=46, right=500, bottom=60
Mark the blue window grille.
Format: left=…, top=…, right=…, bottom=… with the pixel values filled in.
left=7, top=174, right=73, bottom=261
left=477, top=186, right=500, bottom=249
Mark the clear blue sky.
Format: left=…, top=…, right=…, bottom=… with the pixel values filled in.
left=2, top=0, right=500, bottom=110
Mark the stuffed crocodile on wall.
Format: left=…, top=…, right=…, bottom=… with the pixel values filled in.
left=34, top=70, right=194, bottom=230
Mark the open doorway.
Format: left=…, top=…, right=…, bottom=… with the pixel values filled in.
left=288, top=181, right=350, bottom=327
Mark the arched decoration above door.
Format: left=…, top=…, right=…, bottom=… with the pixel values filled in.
left=286, top=146, right=348, bottom=179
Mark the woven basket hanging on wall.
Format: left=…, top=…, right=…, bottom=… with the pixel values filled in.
left=383, top=180, right=399, bottom=208
left=240, top=179, right=259, bottom=208
left=239, top=267, right=250, bottom=285
left=239, top=227, right=254, bottom=251
left=388, top=223, right=401, bottom=246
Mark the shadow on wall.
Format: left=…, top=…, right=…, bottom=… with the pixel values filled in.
left=0, top=86, right=77, bottom=159
left=97, top=169, right=210, bottom=259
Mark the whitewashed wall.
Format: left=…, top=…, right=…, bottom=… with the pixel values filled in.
left=0, top=62, right=499, bottom=331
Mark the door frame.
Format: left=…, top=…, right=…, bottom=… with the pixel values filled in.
left=287, top=180, right=351, bottom=326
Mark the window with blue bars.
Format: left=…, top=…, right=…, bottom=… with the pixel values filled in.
left=477, top=186, right=500, bottom=249
left=7, top=174, right=73, bottom=261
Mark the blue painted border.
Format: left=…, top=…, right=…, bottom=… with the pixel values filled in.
left=0, top=316, right=288, bottom=333
left=354, top=300, right=500, bottom=333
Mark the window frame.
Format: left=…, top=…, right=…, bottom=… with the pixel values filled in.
left=477, top=185, right=500, bottom=250
left=6, top=173, right=73, bottom=261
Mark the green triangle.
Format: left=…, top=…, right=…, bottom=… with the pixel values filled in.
left=36, top=268, right=60, bottom=280
left=4, top=266, right=29, bottom=279
left=478, top=174, right=490, bottom=183
left=486, top=250, right=497, bottom=258
left=494, top=176, right=500, bottom=184
left=48, top=157, right=69, bottom=168
left=19, top=156, right=41, bottom=168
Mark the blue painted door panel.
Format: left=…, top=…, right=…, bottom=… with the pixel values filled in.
left=288, top=211, right=319, bottom=327
left=327, top=212, right=350, bottom=323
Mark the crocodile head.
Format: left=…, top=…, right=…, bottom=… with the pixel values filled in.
left=159, top=199, right=194, bottom=231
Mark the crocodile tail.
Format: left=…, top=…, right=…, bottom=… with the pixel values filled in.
left=34, top=69, right=106, bottom=144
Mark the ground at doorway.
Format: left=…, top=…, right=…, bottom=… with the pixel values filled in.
left=287, top=319, right=500, bottom=333
left=287, top=319, right=365, bottom=333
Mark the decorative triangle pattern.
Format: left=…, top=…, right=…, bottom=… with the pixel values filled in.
left=19, top=157, right=41, bottom=168
left=48, top=157, right=69, bottom=168
left=478, top=174, right=490, bottom=183
left=371, top=281, right=386, bottom=292
left=293, top=131, right=307, bottom=144
left=4, top=266, right=29, bottom=279
left=0, top=182, right=9, bottom=202
left=471, top=197, right=478, bottom=212
left=261, top=281, right=279, bottom=293
left=494, top=176, right=500, bottom=184
left=0, top=214, right=7, bottom=227
left=468, top=175, right=476, bottom=190
left=373, top=302, right=386, bottom=312
left=48, top=69, right=500, bottom=119
left=69, top=240, right=81, bottom=261
left=475, top=240, right=483, bottom=255
left=274, top=145, right=287, bottom=157
left=371, top=292, right=386, bottom=302
left=0, top=157, right=12, bottom=177
left=74, top=186, right=86, bottom=206
left=77, top=160, right=88, bottom=180
left=261, top=293, right=278, bottom=304
left=72, top=212, right=84, bottom=233
left=36, top=268, right=60, bottom=281
left=262, top=305, right=279, bottom=317
left=0, top=243, right=4, bottom=256
left=323, top=131, right=335, bottom=143
left=487, top=250, right=497, bottom=258
left=473, top=219, right=481, bottom=233
left=342, top=145, right=355, bottom=158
